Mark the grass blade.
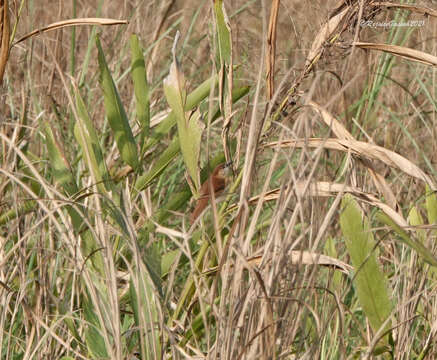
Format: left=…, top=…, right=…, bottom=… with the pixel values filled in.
left=340, top=194, right=392, bottom=349
left=96, top=36, right=139, bottom=171
left=130, top=34, right=150, bottom=147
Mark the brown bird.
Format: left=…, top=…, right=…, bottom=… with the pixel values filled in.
left=190, top=163, right=229, bottom=223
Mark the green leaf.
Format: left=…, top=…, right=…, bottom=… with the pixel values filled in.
left=83, top=300, right=109, bottom=359
left=340, top=195, right=392, bottom=345
left=96, top=36, right=139, bottom=170
left=161, top=249, right=180, bottom=277
left=129, top=261, right=162, bottom=360
left=130, top=34, right=150, bottom=145
left=145, top=74, right=219, bottom=152
left=163, top=49, right=203, bottom=190
left=214, top=0, right=232, bottom=65
left=74, top=86, right=112, bottom=194
left=134, top=136, right=180, bottom=192
left=43, top=122, right=78, bottom=196
left=408, top=206, right=425, bottom=244
left=425, top=184, right=437, bottom=225
left=211, top=85, right=250, bottom=121
left=324, top=237, right=342, bottom=292
left=377, top=211, right=437, bottom=267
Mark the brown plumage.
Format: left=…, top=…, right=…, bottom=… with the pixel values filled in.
left=190, top=163, right=227, bottom=223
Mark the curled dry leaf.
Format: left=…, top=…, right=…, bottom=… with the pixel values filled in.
left=305, top=7, right=349, bottom=67
left=353, top=42, right=437, bottom=67
left=13, top=18, right=128, bottom=46
left=264, top=138, right=437, bottom=191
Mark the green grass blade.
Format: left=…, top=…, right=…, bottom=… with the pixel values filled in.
left=43, top=122, right=78, bottom=197
left=163, top=53, right=203, bottom=190
left=74, top=87, right=112, bottom=194
left=130, top=34, right=150, bottom=146
left=425, top=184, right=437, bottom=225
left=340, top=194, right=392, bottom=347
left=96, top=36, right=139, bottom=171
left=129, top=262, right=162, bottom=360
left=145, top=73, right=219, bottom=152
left=377, top=211, right=437, bottom=267
left=408, top=206, right=426, bottom=244
left=83, top=299, right=109, bottom=359
left=213, top=0, right=232, bottom=65
left=134, top=136, right=180, bottom=192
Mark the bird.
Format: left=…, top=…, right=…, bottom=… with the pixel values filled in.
left=190, top=163, right=229, bottom=223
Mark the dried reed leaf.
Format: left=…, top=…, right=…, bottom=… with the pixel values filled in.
left=227, top=181, right=408, bottom=227
left=264, top=138, right=436, bottom=190
left=308, top=100, right=354, bottom=140
left=305, top=7, right=349, bottom=67
left=266, top=0, right=280, bottom=99
left=374, top=2, right=437, bottom=17
left=248, top=251, right=352, bottom=274
left=308, top=101, right=398, bottom=210
left=204, top=250, right=352, bottom=275
left=13, top=18, right=128, bottom=46
left=353, top=42, right=437, bottom=67
left=0, top=0, right=10, bottom=84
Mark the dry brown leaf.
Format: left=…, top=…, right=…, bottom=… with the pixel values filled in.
left=247, top=251, right=352, bottom=275
left=305, top=7, right=349, bottom=67
left=374, top=2, right=437, bottom=17
left=264, top=138, right=436, bottom=190
left=308, top=101, right=398, bottom=210
left=353, top=42, right=437, bottom=67
left=308, top=100, right=354, bottom=140
left=266, top=0, right=280, bottom=99
left=227, top=181, right=408, bottom=228
left=13, top=18, right=128, bottom=46
left=204, top=250, right=352, bottom=276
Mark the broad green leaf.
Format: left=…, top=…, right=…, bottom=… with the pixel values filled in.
left=324, top=237, right=342, bottom=292
left=146, top=74, right=219, bottom=151
left=180, top=109, right=204, bottom=188
left=74, top=87, right=112, bottom=194
left=425, top=184, right=437, bottom=225
left=161, top=249, right=180, bottom=277
left=43, top=122, right=78, bottom=196
left=340, top=195, right=392, bottom=346
left=377, top=211, right=437, bottom=267
left=211, top=85, right=250, bottom=121
left=134, top=136, right=180, bottom=192
left=163, top=49, right=203, bottom=190
left=83, top=299, right=109, bottom=359
left=96, top=36, right=139, bottom=170
left=214, top=0, right=231, bottom=65
left=163, top=40, right=187, bottom=123
left=130, top=34, right=150, bottom=146
left=129, top=261, right=162, bottom=360
left=408, top=206, right=425, bottom=244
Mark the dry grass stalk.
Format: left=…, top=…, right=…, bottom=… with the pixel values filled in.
left=0, top=0, right=9, bottom=85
